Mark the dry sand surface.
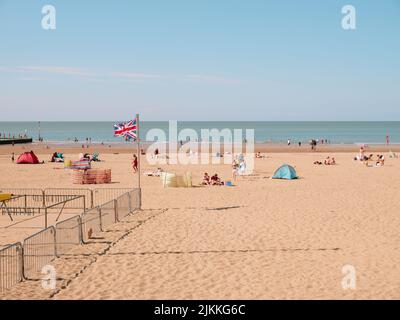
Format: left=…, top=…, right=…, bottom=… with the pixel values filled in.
left=1, top=149, right=400, bottom=299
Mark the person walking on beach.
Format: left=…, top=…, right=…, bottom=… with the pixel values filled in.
left=310, top=139, right=317, bottom=151
left=132, top=154, right=138, bottom=173
left=11, top=152, right=14, bottom=163
left=386, top=135, right=390, bottom=145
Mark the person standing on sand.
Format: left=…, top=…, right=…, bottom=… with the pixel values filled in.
left=232, top=159, right=239, bottom=182
left=132, top=154, right=138, bottom=173
left=386, top=135, right=390, bottom=145
left=310, top=139, right=316, bottom=151
left=11, top=152, right=14, bottom=163
left=359, top=146, right=365, bottom=161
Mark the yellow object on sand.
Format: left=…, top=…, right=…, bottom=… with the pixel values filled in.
left=0, top=193, right=13, bottom=201
left=64, top=159, right=72, bottom=168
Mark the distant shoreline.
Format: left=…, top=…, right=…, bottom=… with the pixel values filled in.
left=1, top=142, right=400, bottom=155
left=1, top=121, right=399, bottom=145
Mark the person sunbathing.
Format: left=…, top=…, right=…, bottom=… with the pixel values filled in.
left=313, top=161, right=323, bottom=165
left=331, top=157, right=336, bottom=165
left=376, top=154, right=385, bottom=166
left=50, top=152, right=57, bottom=162
left=51, top=152, right=64, bottom=163
left=202, top=173, right=211, bottom=185
left=210, top=173, right=223, bottom=186
left=324, top=157, right=331, bottom=165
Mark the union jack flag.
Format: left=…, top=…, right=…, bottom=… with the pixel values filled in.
left=114, top=118, right=137, bottom=141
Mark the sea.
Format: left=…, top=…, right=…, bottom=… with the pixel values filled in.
left=0, top=121, right=399, bottom=145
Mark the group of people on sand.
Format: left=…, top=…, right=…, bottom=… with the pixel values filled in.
left=202, top=173, right=224, bottom=186
left=314, top=156, right=336, bottom=166
left=355, top=146, right=385, bottom=166
left=356, top=154, right=385, bottom=167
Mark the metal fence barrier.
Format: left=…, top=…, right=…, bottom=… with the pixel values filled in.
left=92, top=188, right=132, bottom=207
left=0, top=243, right=23, bottom=293
left=116, top=193, right=130, bottom=221
left=129, top=189, right=141, bottom=213
left=55, top=215, right=82, bottom=255
left=0, top=188, right=44, bottom=208
left=44, top=188, right=92, bottom=210
left=99, top=200, right=117, bottom=229
left=0, top=187, right=140, bottom=210
left=80, top=207, right=101, bottom=243
left=0, top=188, right=141, bottom=292
left=23, top=227, right=57, bottom=279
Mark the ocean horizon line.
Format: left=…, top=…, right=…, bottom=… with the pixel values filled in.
left=2, top=120, right=400, bottom=123
left=1, top=121, right=399, bottom=144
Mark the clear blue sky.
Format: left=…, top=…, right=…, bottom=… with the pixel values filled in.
left=0, top=0, right=399, bottom=121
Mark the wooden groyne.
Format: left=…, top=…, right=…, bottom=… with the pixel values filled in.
left=0, top=138, right=33, bottom=145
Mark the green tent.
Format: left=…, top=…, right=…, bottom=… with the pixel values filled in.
left=272, top=164, right=298, bottom=180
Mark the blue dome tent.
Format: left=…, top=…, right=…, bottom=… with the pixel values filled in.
left=272, top=164, right=298, bottom=180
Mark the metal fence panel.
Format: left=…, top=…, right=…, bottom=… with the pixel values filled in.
left=116, top=193, right=130, bottom=220
left=23, top=227, right=56, bottom=279
left=55, top=215, right=82, bottom=255
left=99, top=200, right=116, bottom=229
left=92, top=188, right=131, bottom=207
left=44, top=188, right=91, bottom=210
left=0, top=188, right=44, bottom=208
left=129, top=189, right=141, bottom=212
left=81, top=207, right=101, bottom=243
left=0, top=243, right=23, bottom=293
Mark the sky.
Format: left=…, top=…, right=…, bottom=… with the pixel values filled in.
left=0, top=0, right=399, bottom=121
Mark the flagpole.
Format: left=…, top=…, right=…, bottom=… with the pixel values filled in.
left=136, top=114, right=141, bottom=209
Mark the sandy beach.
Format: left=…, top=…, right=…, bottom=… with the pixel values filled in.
left=1, top=146, right=400, bottom=299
